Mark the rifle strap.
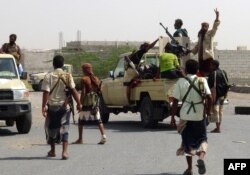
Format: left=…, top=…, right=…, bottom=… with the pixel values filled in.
left=179, top=77, right=197, bottom=110
left=221, top=70, right=229, bottom=85
left=181, top=77, right=205, bottom=115
left=49, top=74, right=63, bottom=96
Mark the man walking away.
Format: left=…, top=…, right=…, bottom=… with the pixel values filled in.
left=41, top=55, right=81, bottom=160
left=171, top=59, right=212, bottom=175
left=208, top=60, right=229, bottom=133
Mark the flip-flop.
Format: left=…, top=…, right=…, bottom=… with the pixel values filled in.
left=47, top=151, right=56, bottom=157
left=183, top=169, right=193, bottom=175
left=72, top=140, right=83, bottom=144
left=62, top=156, right=69, bottom=160
left=197, top=159, right=206, bottom=174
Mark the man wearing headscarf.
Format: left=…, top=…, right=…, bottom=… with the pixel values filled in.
left=73, top=63, right=107, bottom=145
left=188, top=9, right=220, bottom=77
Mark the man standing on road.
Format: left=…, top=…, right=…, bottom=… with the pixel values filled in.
left=41, top=55, right=81, bottom=160
left=208, top=60, right=229, bottom=133
left=171, top=59, right=212, bottom=175
left=188, top=9, right=220, bottom=77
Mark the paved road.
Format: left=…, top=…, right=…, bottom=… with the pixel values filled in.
left=0, top=91, right=249, bottom=175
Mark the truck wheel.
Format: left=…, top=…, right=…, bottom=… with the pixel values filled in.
left=38, top=80, right=43, bottom=91
left=140, top=96, right=158, bottom=128
left=99, top=97, right=110, bottom=124
left=32, top=85, right=39, bottom=91
left=6, top=120, right=15, bottom=126
left=16, top=112, right=32, bottom=134
left=235, top=106, right=250, bottom=115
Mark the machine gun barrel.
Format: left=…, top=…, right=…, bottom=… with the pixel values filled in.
left=159, top=22, right=179, bottom=45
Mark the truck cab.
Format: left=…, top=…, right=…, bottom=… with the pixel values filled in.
left=0, top=54, right=32, bottom=134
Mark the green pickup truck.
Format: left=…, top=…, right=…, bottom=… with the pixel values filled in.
left=99, top=52, right=178, bottom=128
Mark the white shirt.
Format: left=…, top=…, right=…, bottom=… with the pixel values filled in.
left=41, top=68, right=75, bottom=106
left=173, top=74, right=211, bottom=121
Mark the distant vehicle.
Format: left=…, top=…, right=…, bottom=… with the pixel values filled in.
left=0, top=54, right=32, bottom=134
left=28, top=64, right=73, bottom=91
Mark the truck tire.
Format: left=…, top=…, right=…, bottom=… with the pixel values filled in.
left=16, top=112, right=32, bottom=134
left=140, top=96, right=158, bottom=128
left=99, top=97, right=110, bottom=124
left=235, top=106, right=250, bottom=115
left=6, top=120, right=15, bottom=126
left=38, top=80, right=43, bottom=91
left=32, top=85, right=39, bottom=91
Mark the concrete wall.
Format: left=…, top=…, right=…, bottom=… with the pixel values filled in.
left=22, top=50, right=55, bottom=74
left=22, top=45, right=250, bottom=86
left=215, top=50, right=250, bottom=86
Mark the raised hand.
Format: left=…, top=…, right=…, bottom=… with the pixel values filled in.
left=214, top=8, right=219, bottom=21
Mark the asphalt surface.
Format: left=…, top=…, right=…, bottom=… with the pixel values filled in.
left=0, top=91, right=249, bottom=175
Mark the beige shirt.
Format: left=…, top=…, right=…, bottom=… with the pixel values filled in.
left=191, top=20, right=220, bottom=60
left=41, top=68, right=75, bottom=106
left=173, top=74, right=211, bottom=121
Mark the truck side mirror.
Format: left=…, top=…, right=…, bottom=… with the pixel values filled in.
left=20, top=72, right=28, bottom=80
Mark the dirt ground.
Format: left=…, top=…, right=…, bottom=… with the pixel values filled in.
left=228, top=91, right=250, bottom=100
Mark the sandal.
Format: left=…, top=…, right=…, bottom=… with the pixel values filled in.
left=98, top=137, right=106, bottom=145
left=211, top=128, right=220, bottom=133
left=62, top=156, right=69, bottom=160
left=47, top=151, right=56, bottom=157
left=197, top=159, right=206, bottom=174
left=183, top=169, right=193, bottom=175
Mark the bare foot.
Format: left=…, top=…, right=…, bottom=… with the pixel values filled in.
left=72, top=139, right=83, bottom=144
left=62, top=152, right=69, bottom=160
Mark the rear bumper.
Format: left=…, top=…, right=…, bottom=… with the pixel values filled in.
left=0, top=101, right=31, bottom=119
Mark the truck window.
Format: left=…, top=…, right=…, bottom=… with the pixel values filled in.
left=0, top=58, right=18, bottom=78
left=144, top=55, right=159, bottom=67
left=113, top=58, right=125, bottom=78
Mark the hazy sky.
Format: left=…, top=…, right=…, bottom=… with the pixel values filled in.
left=1, top=0, right=249, bottom=50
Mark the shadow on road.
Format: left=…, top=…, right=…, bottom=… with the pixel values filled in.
left=83, top=120, right=177, bottom=133
left=135, top=173, right=182, bottom=175
left=0, top=156, right=60, bottom=161
left=0, top=128, right=18, bottom=136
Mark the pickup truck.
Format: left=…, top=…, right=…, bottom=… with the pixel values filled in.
left=0, top=54, right=32, bottom=133
left=100, top=52, right=178, bottom=128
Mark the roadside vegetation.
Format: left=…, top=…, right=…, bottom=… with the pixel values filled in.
left=59, top=46, right=135, bottom=89
left=61, top=46, right=134, bottom=79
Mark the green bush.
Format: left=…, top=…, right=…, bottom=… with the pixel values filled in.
left=62, top=46, right=134, bottom=79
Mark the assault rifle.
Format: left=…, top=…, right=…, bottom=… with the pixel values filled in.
left=65, top=87, right=76, bottom=124
left=159, top=22, right=189, bottom=58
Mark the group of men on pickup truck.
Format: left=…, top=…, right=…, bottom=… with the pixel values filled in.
left=123, top=8, right=228, bottom=175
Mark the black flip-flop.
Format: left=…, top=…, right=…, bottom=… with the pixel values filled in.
left=197, top=159, right=206, bottom=174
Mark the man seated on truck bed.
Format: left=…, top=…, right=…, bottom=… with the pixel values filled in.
left=159, top=43, right=185, bottom=79
left=124, top=38, right=159, bottom=83
left=124, top=38, right=159, bottom=102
